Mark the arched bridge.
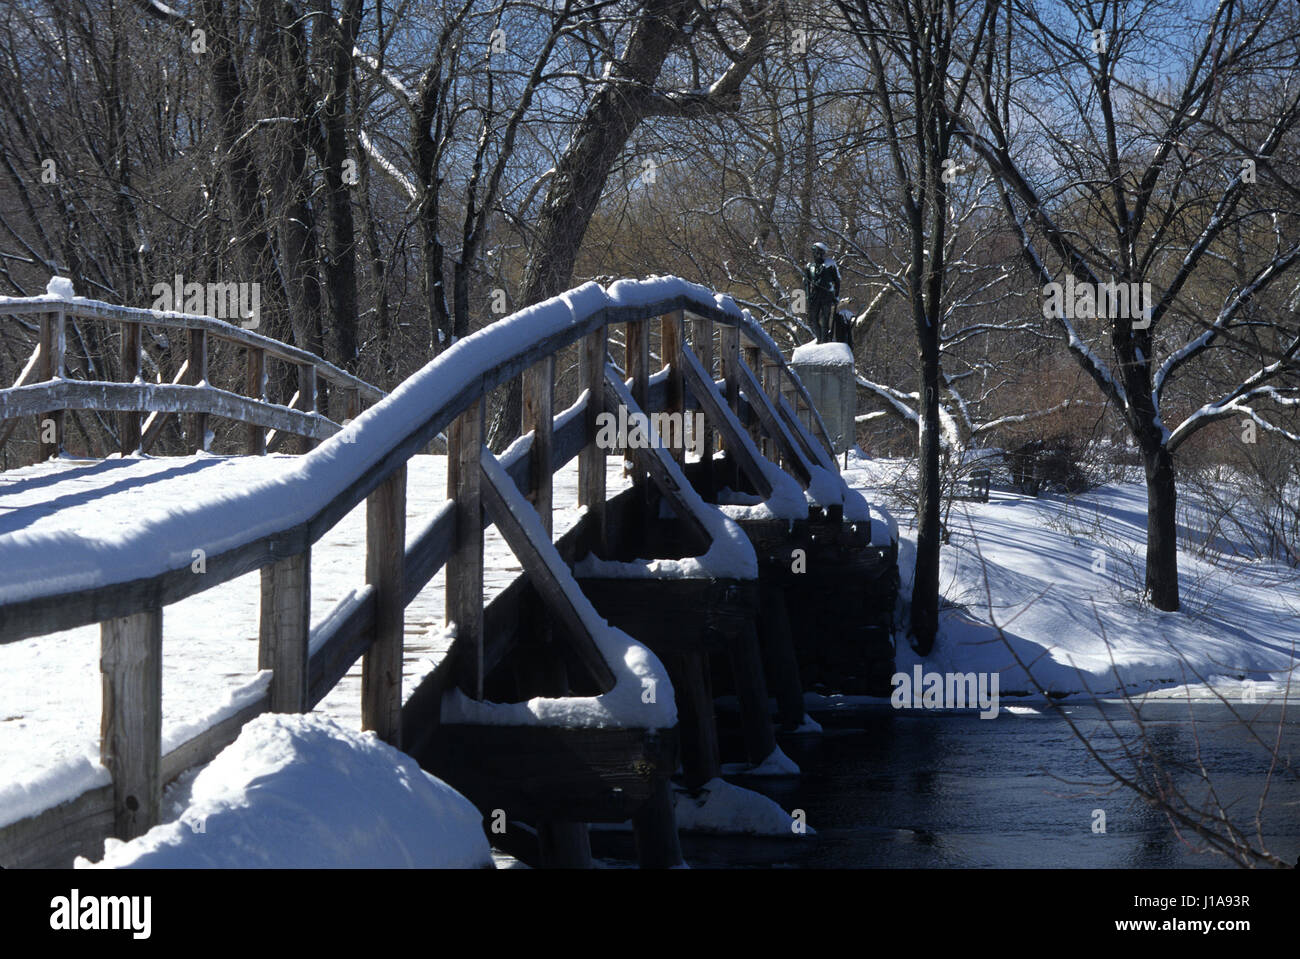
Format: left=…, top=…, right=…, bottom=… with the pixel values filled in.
left=0, top=277, right=899, bottom=868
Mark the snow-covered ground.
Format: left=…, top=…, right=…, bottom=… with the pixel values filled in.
left=847, top=453, right=1299, bottom=703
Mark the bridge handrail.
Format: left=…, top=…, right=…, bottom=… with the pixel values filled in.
left=0, top=292, right=382, bottom=400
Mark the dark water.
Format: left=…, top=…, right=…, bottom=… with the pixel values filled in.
left=595, top=701, right=1300, bottom=868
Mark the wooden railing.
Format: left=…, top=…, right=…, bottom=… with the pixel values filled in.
left=0, top=289, right=384, bottom=460
left=0, top=277, right=840, bottom=867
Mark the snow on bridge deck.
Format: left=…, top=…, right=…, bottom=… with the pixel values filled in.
left=0, top=452, right=633, bottom=810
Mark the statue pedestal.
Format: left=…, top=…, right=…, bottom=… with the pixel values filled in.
left=790, top=341, right=855, bottom=454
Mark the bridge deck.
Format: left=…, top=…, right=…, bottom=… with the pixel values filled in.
left=0, top=453, right=633, bottom=802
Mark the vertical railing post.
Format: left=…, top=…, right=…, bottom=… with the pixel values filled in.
left=259, top=550, right=310, bottom=712
left=100, top=609, right=162, bottom=840
left=37, top=307, right=66, bottom=461
left=660, top=310, right=685, bottom=469
left=448, top=401, right=485, bottom=698
left=246, top=347, right=266, bottom=454
left=762, top=359, right=782, bottom=463
left=294, top=362, right=318, bottom=453
left=719, top=324, right=742, bottom=489
left=523, top=356, right=554, bottom=528
left=363, top=465, right=406, bottom=746
left=120, top=321, right=142, bottom=454
left=689, top=314, right=715, bottom=496
left=344, top=387, right=360, bottom=426
left=578, top=327, right=607, bottom=554
left=187, top=328, right=209, bottom=453
left=625, top=319, right=650, bottom=498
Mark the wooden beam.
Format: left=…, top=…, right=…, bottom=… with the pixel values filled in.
left=259, top=551, right=310, bottom=712
left=447, top=401, right=485, bottom=698
left=603, top=368, right=712, bottom=551
left=100, top=609, right=162, bottom=840
left=0, top=379, right=340, bottom=442
left=578, top=328, right=607, bottom=554
left=187, top=328, right=209, bottom=453
left=679, top=345, right=773, bottom=499
left=479, top=446, right=617, bottom=693
left=119, top=321, right=142, bottom=454
left=363, top=465, right=406, bottom=746
left=522, top=356, right=554, bottom=534
left=738, top=362, right=813, bottom=486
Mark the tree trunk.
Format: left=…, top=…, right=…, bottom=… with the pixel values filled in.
left=1143, top=444, right=1181, bottom=611
left=910, top=314, right=943, bottom=654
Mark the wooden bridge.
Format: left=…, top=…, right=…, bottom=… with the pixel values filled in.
left=0, top=277, right=898, bottom=869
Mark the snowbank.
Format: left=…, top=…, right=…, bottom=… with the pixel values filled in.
left=76, top=714, right=493, bottom=868
left=849, top=456, right=1300, bottom=698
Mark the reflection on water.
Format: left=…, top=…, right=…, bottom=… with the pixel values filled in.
left=595, top=702, right=1300, bottom=868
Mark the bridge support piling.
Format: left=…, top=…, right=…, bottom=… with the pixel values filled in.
left=728, top=622, right=778, bottom=767
left=633, top=776, right=684, bottom=869
left=759, top=587, right=806, bottom=731
left=670, top=651, right=722, bottom=789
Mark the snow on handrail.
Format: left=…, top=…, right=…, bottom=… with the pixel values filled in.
left=0, top=277, right=835, bottom=617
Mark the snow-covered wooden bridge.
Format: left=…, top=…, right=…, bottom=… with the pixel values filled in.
left=0, top=278, right=898, bottom=868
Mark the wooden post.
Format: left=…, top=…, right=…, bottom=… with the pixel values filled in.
left=119, top=321, right=142, bottom=454
left=625, top=320, right=650, bottom=499
left=762, top=360, right=782, bottom=462
left=760, top=587, right=806, bottom=731
left=538, top=821, right=594, bottom=869
left=100, top=609, right=162, bottom=840
left=671, top=651, right=722, bottom=789
left=259, top=551, right=310, bottom=712
left=187, top=328, right=209, bottom=454
left=294, top=363, right=318, bottom=453
left=522, top=356, right=554, bottom=528
left=578, top=328, right=607, bottom=555
left=718, top=324, right=742, bottom=489
left=448, top=401, right=485, bottom=698
left=246, top=347, right=266, bottom=454
left=729, top=621, right=778, bottom=766
left=344, top=386, right=360, bottom=426
left=632, top=776, right=684, bottom=869
left=363, top=465, right=406, bottom=746
left=689, top=315, right=715, bottom=496
left=37, top=309, right=65, bottom=460
left=627, top=320, right=649, bottom=410
left=660, top=311, right=685, bottom=468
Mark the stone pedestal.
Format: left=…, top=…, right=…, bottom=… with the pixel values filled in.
left=790, top=341, right=855, bottom=453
